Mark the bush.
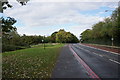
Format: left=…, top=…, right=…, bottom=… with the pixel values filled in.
left=2, top=44, right=29, bottom=52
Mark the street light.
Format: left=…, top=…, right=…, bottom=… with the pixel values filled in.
left=42, top=35, right=45, bottom=49
left=42, top=40, right=44, bottom=42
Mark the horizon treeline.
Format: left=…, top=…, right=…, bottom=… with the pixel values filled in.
left=80, top=6, right=120, bottom=46
left=2, top=17, right=79, bottom=52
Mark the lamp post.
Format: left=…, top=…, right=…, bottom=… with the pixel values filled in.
left=42, top=39, right=44, bottom=49
left=42, top=35, right=45, bottom=49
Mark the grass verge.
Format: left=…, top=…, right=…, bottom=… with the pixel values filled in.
left=2, top=43, right=64, bottom=78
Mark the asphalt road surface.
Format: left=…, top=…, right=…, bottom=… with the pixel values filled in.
left=52, top=45, right=90, bottom=78
left=52, top=44, right=120, bottom=79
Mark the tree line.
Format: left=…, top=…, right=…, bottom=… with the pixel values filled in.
left=1, top=0, right=79, bottom=52
left=1, top=17, right=79, bottom=52
left=80, top=7, right=120, bottom=46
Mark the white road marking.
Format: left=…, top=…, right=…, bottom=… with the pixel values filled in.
left=76, top=45, right=104, bottom=58
left=69, top=45, right=101, bottom=79
left=109, top=59, right=120, bottom=65
left=76, top=45, right=91, bottom=53
left=93, top=52, right=98, bottom=55
left=77, top=45, right=120, bottom=64
left=93, top=52, right=103, bottom=57
left=99, top=55, right=103, bottom=57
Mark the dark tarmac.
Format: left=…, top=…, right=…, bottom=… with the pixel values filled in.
left=52, top=44, right=120, bottom=79
left=52, top=45, right=89, bottom=78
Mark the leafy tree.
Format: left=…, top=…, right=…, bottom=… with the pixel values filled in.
left=80, top=7, right=120, bottom=46
left=56, top=29, right=66, bottom=43
left=56, top=29, right=79, bottom=43
left=1, top=17, right=17, bottom=33
left=65, top=32, right=72, bottom=43
left=45, top=36, right=51, bottom=43
left=2, top=17, right=17, bottom=47
left=51, top=32, right=58, bottom=43
left=0, top=0, right=30, bottom=13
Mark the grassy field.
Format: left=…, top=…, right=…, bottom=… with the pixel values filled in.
left=2, top=43, right=64, bottom=78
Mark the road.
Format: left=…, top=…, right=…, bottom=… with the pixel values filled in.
left=52, top=45, right=90, bottom=78
left=52, top=44, right=120, bottom=79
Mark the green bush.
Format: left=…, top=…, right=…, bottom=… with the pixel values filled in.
left=2, top=44, right=29, bottom=52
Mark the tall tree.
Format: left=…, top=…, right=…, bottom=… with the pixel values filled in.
left=56, top=29, right=79, bottom=43
left=51, top=32, right=58, bottom=43
left=1, top=17, right=17, bottom=33
left=56, top=29, right=66, bottom=43
left=80, top=7, right=120, bottom=46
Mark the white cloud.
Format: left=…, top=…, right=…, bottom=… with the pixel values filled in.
left=9, top=0, right=120, bottom=2
left=67, top=25, right=91, bottom=38
left=4, top=2, right=105, bottom=26
left=3, top=2, right=117, bottom=38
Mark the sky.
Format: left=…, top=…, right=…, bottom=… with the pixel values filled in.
left=1, top=0, right=119, bottom=39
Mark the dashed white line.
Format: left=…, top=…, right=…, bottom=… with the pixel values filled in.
left=93, top=52, right=103, bottom=57
left=77, top=46, right=90, bottom=53
left=93, top=52, right=97, bottom=54
left=99, top=55, right=103, bottom=57
left=76, top=45, right=104, bottom=58
left=93, top=52, right=98, bottom=55
left=109, top=59, right=120, bottom=65
left=76, top=45, right=120, bottom=64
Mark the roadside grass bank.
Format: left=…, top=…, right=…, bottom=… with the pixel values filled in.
left=2, top=43, right=64, bottom=78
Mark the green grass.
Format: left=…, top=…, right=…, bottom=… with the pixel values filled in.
left=2, top=43, right=64, bottom=78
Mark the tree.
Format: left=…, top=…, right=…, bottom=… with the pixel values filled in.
left=45, top=36, right=51, bottom=43
left=80, top=7, right=120, bottom=46
left=51, top=32, right=58, bottom=43
left=1, top=17, right=17, bottom=33
left=0, top=0, right=30, bottom=13
left=55, top=29, right=79, bottom=43
left=65, top=32, right=72, bottom=43
left=70, top=33, right=79, bottom=43
left=56, top=29, right=66, bottom=43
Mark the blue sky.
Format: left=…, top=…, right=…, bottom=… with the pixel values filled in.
left=2, top=0, right=118, bottom=38
left=78, top=7, right=113, bottom=17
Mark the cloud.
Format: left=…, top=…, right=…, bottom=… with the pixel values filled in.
left=9, top=0, right=120, bottom=2
left=3, top=2, right=117, bottom=38
left=4, top=2, right=106, bottom=26
left=67, top=25, right=90, bottom=38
